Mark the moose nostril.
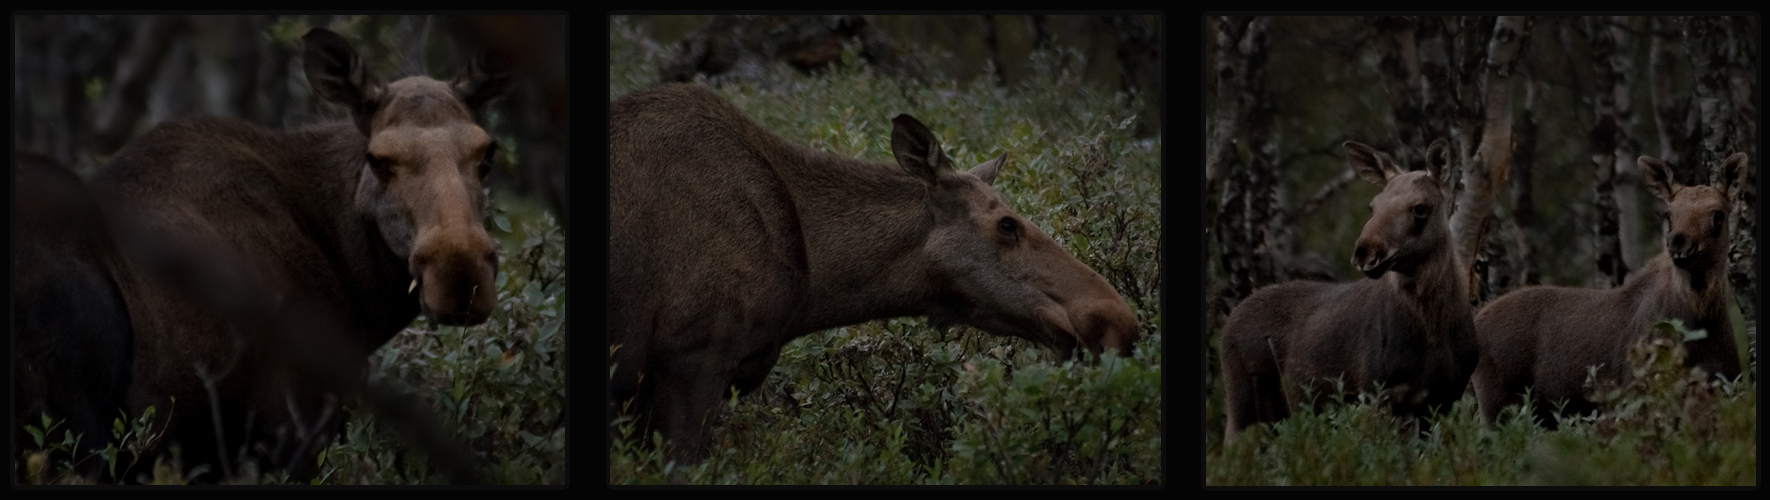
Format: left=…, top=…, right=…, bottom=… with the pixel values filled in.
left=411, top=252, right=434, bottom=274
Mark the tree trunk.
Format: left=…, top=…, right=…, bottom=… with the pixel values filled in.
left=1723, top=16, right=1758, bottom=374
left=1448, top=16, right=1532, bottom=301
left=1208, top=16, right=1276, bottom=404
left=1508, top=76, right=1544, bottom=290
left=1585, top=16, right=1629, bottom=287
left=1649, top=17, right=1702, bottom=170
left=1687, top=15, right=1758, bottom=373
left=1244, top=16, right=1280, bottom=288
left=1370, top=16, right=1426, bottom=168
left=1206, top=17, right=1254, bottom=196
left=1608, top=17, right=1648, bottom=272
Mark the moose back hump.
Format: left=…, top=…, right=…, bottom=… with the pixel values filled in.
left=608, top=82, right=1141, bottom=462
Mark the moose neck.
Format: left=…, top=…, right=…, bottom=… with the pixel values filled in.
left=1631, top=253, right=1730, bottom=327
left=288, top=120, right=421, bottom=346
left=1382, top=232, right=1467, bottom=335
left=776, top=148, right=940, bottom=336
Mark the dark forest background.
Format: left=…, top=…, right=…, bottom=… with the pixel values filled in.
left=1205, top=16, right=1759, bottom=378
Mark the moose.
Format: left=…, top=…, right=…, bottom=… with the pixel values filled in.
left=1471, top=153, right=1746, bottom=425
left=71, top=27, right=508, bottom=481
left=1219, top=140, right=1478, bottom=443
left=13, top=152, right=135, bottom=481
left=608, top=82, right=1141, bottom=463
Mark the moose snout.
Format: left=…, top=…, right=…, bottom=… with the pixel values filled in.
left=411, top=238, right=499, bottom=326
left=1667, top=238, right=1706, bottom=270
left=1668, top=234, right=1696, bottom=258
left=1046, top=297, right=1139, bottom=360
left=1353, top=242, right=1390, bottom=279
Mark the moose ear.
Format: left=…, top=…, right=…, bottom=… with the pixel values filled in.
left=1638, top=155, right=1679, bottom=202
left=452, top=52, right=511, bottom=118
left=1716, top=152, right=1749, bottom=198
left=1344, top=141, right=1402, bottom=187
left=303, top=28, right=382, bottom=132
left=891, top=114, right=949, bottom=185
left=1424, top=139, right=1453, bottom=190
left=967, top=154, right=1006, bottom=185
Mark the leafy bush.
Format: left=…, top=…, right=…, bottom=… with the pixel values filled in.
left=318, top=200, right=567, bottom=485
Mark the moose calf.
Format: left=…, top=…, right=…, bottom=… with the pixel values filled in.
left=1471, top=153, right=1746, bottom=425
left=1220, top=140, right=1478, bottom=443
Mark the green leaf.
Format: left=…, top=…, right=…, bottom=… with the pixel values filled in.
left=523, top=281, right=544, bottom=307
left=538, top=319, right=561, bottom=344
left=1654, top=319, right=1709, bottom=341
left=494, top=214, right=511, bottom=233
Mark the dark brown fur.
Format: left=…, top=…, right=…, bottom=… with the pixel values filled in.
left=608, top=82, right=1139, bottom=462
left=1472, top=153, right=1745, bottom=425
left=13, top=152, right=134, bottom=481
left=86, top=28, right=507, bottom=481
left=1220, top=140, right=1477, bottom=443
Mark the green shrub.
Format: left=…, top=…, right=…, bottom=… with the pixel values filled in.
left=1206, top=320, right=1755, bottom=486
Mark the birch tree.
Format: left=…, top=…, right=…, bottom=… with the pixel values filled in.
left=1582, top=16, right=1630, bottom=286
left=1448, top=16, right=1532, bottom=302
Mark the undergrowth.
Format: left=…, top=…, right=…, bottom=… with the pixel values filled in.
left=1206, top=320, right=1756, bottom=486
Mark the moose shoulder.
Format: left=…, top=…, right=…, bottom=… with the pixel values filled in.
left=1471, top=153, right=1746, bottom=425
left=1219, top=140, right=1477, bottom=443
left=608, top=82, right=1140, bottom=462
left=86, top=28, right=507, bottom=481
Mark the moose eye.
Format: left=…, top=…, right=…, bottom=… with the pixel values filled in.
left=365, top=153, right=390, bottom=176
left=1712, top=210, right=1725, bottom=235
left=997, top=217, right=1018, bottom=235
left=480, top=142, right=500, bottom=179
left=1412, top=204, right=1429, bottom=219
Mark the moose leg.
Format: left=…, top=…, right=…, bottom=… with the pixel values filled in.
left=732, top=344, right=782, bottom=396
left=1221, top=339, right=1288, bottom=442
left=653, top=347, right=731, bottom=465
left=1220, top=351, right=1252, bottom=443
left=1472, top=365, right=1511, bottom=424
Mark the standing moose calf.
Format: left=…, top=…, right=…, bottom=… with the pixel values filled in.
left=608, top=82, right=1141, bottom=463
left=1219, top=140, right=1477, bottom=443
left=1471, top=154, right=1746, bottom=425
